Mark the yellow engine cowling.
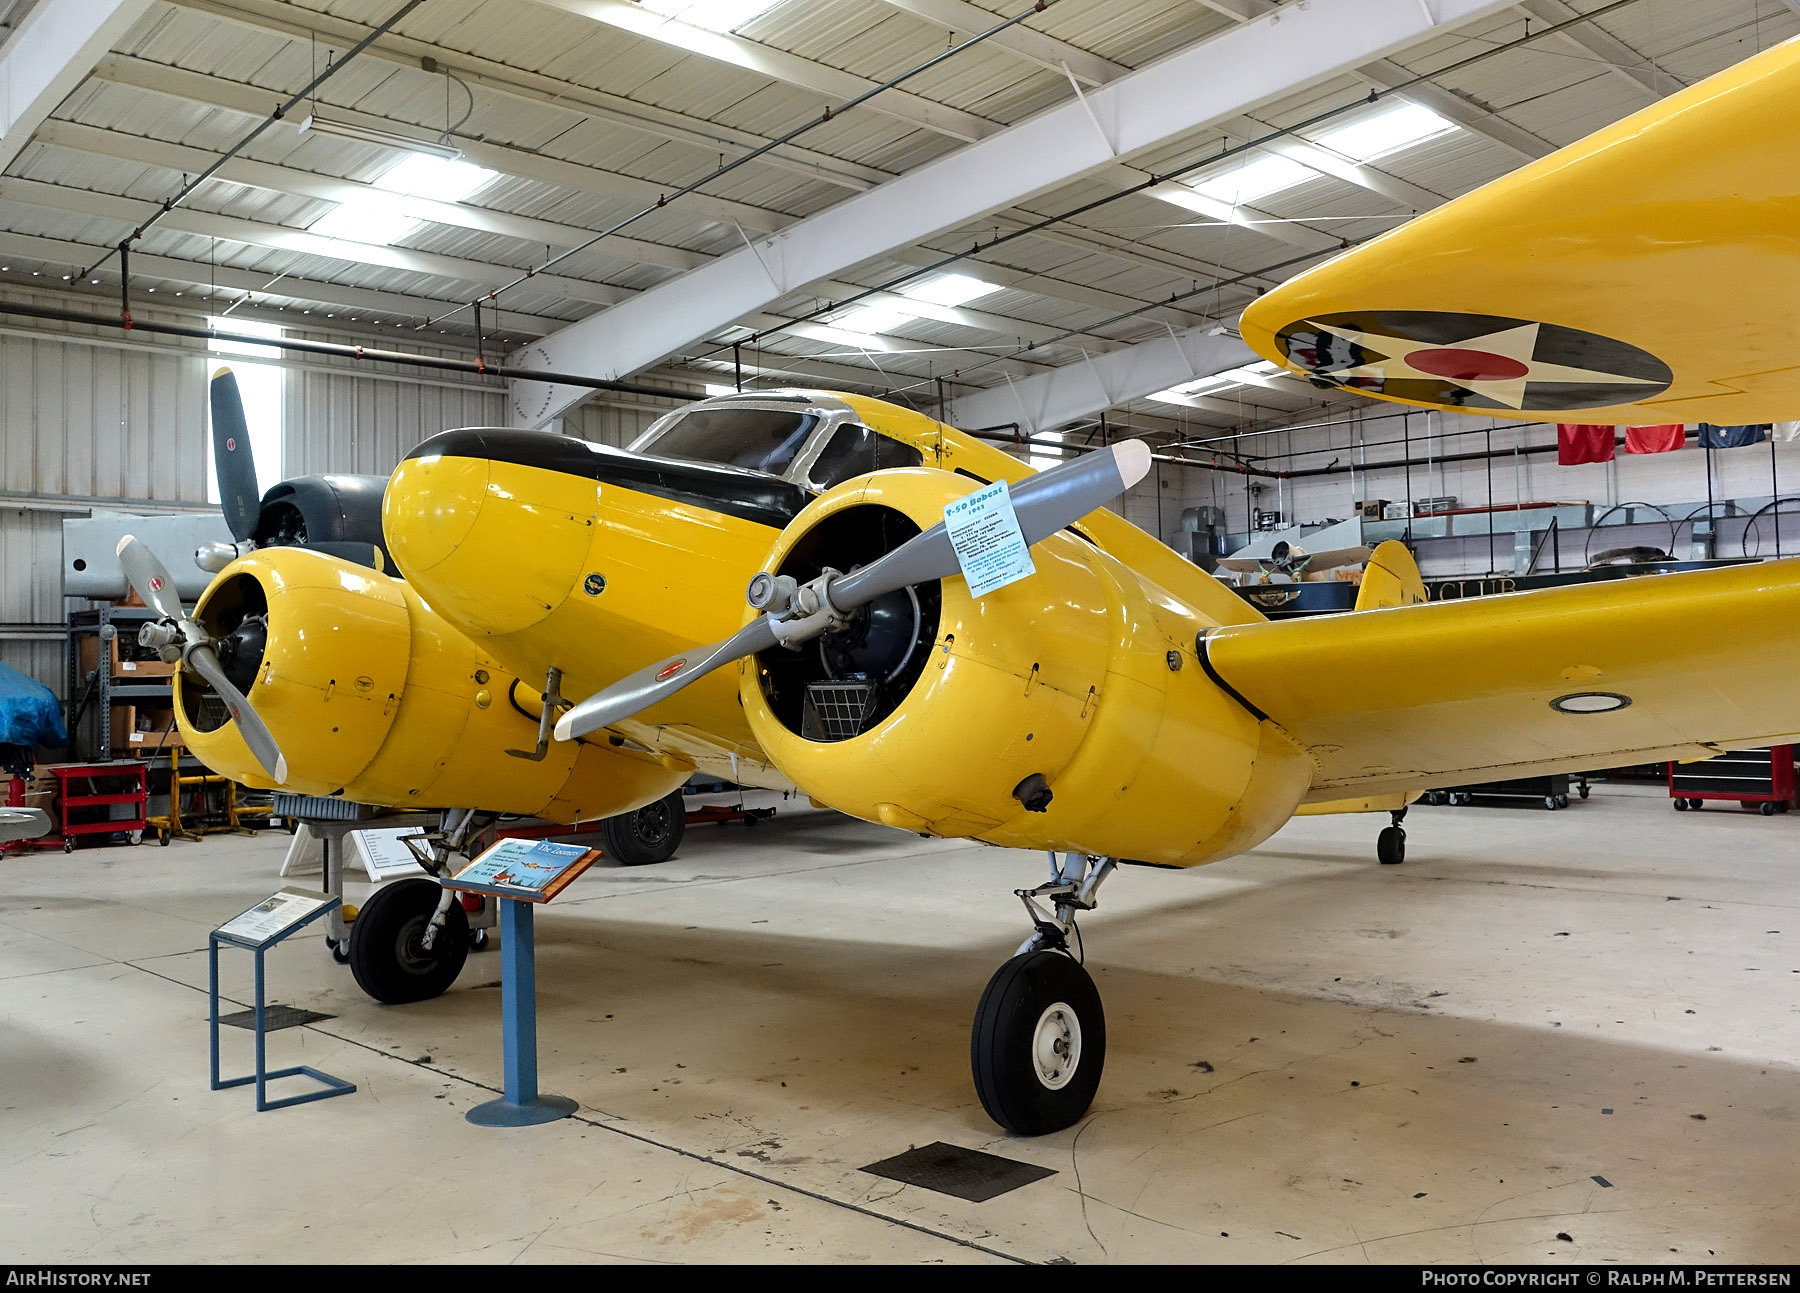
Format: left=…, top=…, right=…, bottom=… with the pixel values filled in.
left=737, top=471, right=1314, bottom=867
left=176, top=548, right=685, bottom=820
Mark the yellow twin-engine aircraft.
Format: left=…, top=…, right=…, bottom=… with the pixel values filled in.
left=164, top=32, right=1800, bottom=1136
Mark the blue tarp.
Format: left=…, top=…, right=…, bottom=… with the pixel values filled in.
left=0, top=663, right=65, bottom=748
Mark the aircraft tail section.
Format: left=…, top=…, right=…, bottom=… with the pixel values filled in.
left=1354, top=539, right=1427, bottom=612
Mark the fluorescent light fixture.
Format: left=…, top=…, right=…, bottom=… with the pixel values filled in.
left=900, top=273, right=1000, bottom=308
left=374, top=154, right=496, bottom=203
left=832, top=301, right=915, bottom=336
left=1190, top=152, right=1313, bottom=207
left=640, top=0, right=784, bottom=32
left=309, top=195, right=421, bottom=245
left=1312, top=101, right=1456, bottom=162
left=300, top=112, right=461, bottom=160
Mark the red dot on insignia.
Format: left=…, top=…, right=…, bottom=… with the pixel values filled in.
left=149, top=578, right=162, bottom=591
left=656, top=660, right=686, bottom=681
left=226, top=438, right=237, bottom=450
left=1408, top=347, right=1529, bottom=383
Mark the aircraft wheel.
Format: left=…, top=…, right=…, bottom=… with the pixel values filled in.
left=971, top=950, right=1105, bottom=1136
left=348, top=877, right=468, bottom=1004
left=1674, top=798, right=1689, bottom=812
left=1377, top=825, right=1406, bottom=866
left=601, top=790, right=686, bottom=866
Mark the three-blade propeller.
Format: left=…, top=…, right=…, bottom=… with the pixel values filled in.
left=554, top=440, right=1153, bottom=742
left=116, top=534, right=288, bottom=783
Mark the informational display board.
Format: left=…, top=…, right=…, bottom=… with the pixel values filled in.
left=349, top=826, right=428, bottom=881
left=442, top=838, right=600, bottom=904
left=215, top=888, right=336, bottom=949
left=944, top=479, right=1034, bottom=598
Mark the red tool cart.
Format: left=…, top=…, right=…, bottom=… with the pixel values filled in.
left=1669, top=746, right=1796, bottom=815
left=48, top=760, right=148, bottom=851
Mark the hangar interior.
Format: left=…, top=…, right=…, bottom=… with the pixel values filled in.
left=2, top=0, right=1799, bottom=1267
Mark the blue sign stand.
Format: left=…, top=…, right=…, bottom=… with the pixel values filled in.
left=210, top=893, right=356, bottom=1112
left=464, top=897, right=577, bottom=1127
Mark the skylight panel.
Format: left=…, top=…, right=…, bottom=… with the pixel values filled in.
left=1311, top=102, right=1457, bottom=162
left=1189, top=153, right=1313, bottom=207
left=832, top=302, right=914, bottom=336
left=309, top=196, right=421, bottom=245
left=375, top=154, right=497, bottom=203
left=640, top=0, right=784, bottom=32
left=901, top=273, right=1000, bottom=308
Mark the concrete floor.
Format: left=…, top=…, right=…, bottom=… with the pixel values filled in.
left=2, top=782, right=1797, bottom=1265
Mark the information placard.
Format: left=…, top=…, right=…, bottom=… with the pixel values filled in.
left=442, top=838, right=601, bottom=904
left=215, top=888, right=336, bottom=948
left=350, top=826, right=428, bottom=880
left=944, top=478, right=1035, bottom=597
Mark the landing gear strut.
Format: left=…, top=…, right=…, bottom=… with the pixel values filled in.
left=348, top=807, right=494, bottom=1004
left=1377, top=806, right=1407, bottom=866
left=971, top=853, right=1116, bottom=1135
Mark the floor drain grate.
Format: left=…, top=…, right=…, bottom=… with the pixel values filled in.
left=859, top=1141, right=1055, bottom=1202
left=217, top=1005, right=334, bottom=1032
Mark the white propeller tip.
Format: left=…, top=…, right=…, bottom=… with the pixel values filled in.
left=115, top=534, right=136, bottom=556
left=273, top=755, right=288, bottom=784
left=1114, top=439, right=1153, bottom=488
left=553, top=715, right=574, bottom=742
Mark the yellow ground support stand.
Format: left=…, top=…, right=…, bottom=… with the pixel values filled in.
left=149, top=749, right=266, bottom=846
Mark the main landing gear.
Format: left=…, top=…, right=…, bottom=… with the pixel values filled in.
left=1377, top=805, right=1407, bottom=866
left=972, top=853, right=1117, bottom=1135
left=349, top=807, right=494, bottom=1005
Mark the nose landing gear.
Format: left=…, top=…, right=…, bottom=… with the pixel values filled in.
left=1377, top=806, right=1407, bottom=866
left=971, top=853, right=1116, bottom=1135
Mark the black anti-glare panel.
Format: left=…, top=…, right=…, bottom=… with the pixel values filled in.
left=859, top=1141, right=1055, bottom=1203
left=218, top=1005, right=333, bottom=1032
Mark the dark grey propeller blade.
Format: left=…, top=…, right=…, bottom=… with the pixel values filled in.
left=554, top=441, right=1152, bottom=742
left=116, top=534, right=288, bottom=782
left=211, top=368, right=260, bottom=543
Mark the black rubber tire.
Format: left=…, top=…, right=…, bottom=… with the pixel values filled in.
left=1579, top=785, right=1591, bottom=799
left=1544, top=795, right=1558, bottom=810
left=971, top=950, right=1105, bottom=1136
left=1377, top=825, right=1406, bottom=865
left=1761, top=801, right=1779, bottom=816
left=600, top=790, right=686, bottom=866
left=347, top=877, right=468, bottom=1005
left=470, top=927, right=490, bottom=951
left=328, top=938, right=350, bottom=965
left=1555, top=794, right=1570, bottom=809
left=1674, top=798, right=1689, bottom=811
left=1688, top=798, right=1705, bottom=810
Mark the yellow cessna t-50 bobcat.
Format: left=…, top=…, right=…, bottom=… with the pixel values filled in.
left=169, top=32, right=1800, bottom=1135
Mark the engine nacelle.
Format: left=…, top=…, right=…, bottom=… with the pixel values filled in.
left=177, top=548, right=685, bottom=820
left=739, top=471, right=1315, bottom=867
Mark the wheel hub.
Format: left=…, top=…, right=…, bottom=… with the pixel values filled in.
left=1032, top=1001, right=1082, bottom=1090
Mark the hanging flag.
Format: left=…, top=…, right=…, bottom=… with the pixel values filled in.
left=1773, top=421, right=1800, bottom=442
left=1557, top=424, right=1615, bottom=465
left=1624, top=424, right=1685, bottom=454
left=1698, top=423, right=1770, bottom=448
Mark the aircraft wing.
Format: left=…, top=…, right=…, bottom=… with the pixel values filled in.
left=1203, top=559, right=1800, bottom=801
left=1238, top=34, right=1800, bottom=427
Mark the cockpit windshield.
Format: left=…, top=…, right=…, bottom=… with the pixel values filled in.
left=640, top=408, right=820, bottom=477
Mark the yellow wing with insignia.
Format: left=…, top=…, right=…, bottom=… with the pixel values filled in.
left=1204, top=559, right=1800, bottom=802
left=1238, top=35, right=1800, bottom=426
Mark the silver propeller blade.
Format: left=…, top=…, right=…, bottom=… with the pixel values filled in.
left=554, top=440, right=1152, bottom=742
left=116, top=534, right=288, bottom=782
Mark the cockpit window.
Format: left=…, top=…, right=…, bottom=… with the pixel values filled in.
left=642, top=408, right=821, bottom=476
left=806, top=424, right=924, bottom=490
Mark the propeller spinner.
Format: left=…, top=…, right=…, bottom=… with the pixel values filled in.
left=116, top=534, right=287, bottom=783
left=554, top=440, right=1153, bottom=742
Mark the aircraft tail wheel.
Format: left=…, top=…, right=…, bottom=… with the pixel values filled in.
left=348, top=877, right=469, bottom=1004
left=1377, top=825, right=1406, bottom=866
left=600, top=790, right=686, bottom=866
left=971, top=950, right=1105, bottom=1136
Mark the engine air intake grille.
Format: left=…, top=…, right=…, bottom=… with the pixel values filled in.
left=801, top=681, right=879, bottom=742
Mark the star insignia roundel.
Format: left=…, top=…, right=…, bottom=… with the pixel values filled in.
left=1273, top=310, right=1671, bottom=412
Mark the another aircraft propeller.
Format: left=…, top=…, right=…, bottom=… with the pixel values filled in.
left=116, top=534, right=288, bottom=783
left=554, top=440, right=1153, bottom=742
left=211, top=368, right=260, bottom=544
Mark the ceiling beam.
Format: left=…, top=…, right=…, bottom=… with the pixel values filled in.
left=528, top=0, right=1000, bottom=143
left=165, top=0, right=888, bottom=193
left=0, top=0, right=153, bottom=172
left=0, top=176, right=635, bottom=307
left=1354, top=57, right=1554, bottom=161
left=514, top=0, right=1518, bottom=424
left=31, top=120, right=709, bottom=273
left=1517, top=0, right=1669, bottom=103
left=0, top=229, right=566, bottom=333
left=874, top=0, right=1128, bottom=86
left=945, top=325, right=1256, bottom=433
left=1218, top=120, right=1445, bottom=211
left=89, top=53, right=798, bottom=235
